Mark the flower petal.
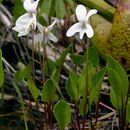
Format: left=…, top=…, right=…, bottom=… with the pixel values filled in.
left=24, top=0, right=32, bottom=12
left=48, top=33, right=58, bottom=42
left=66, top=22, right=81, bottom=37
left=36, top=22, right=43, bottom=33
left=76, top=4, right=87, bottom=21
left=85, top=24, right=94, bottom=38
left=16, top=13, right=35, bottom=27
left=24, top=0, right=39, bottom=13
left=12, top=23, right=30, bottom=37
left=34, top=33, right=43, bottom=44
left=79, top=30, right=85, bottom=39
left=31, top=0, right=39, bottom=12
left=85, top=9, right=97, bottom=22
left=48, top=21, right=56, bottom=32
left=18, top=30, right=29, bottom=37
left=12, top=26, right=23, bottom=32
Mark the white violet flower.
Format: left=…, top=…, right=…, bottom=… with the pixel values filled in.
left=12, top=0, right=39, bottom=37
left=66, top=4, right=97, bottom=39
left=34, top=21, right=58, bottom=44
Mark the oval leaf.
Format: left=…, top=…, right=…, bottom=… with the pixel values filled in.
left=55, top=0, right=66, bottom=19
left=70, top=54, right=86, bottom=65
left=53, top=100, right=71, bottom=130
left=107, top=55, right=128, bottom=97
left=40, top=0, right=52, bottom=16
left=41, top=79, right=56, bottom=104
left=27, top=79, right=40, bottom=101
left=66, top=71, right=79, bottom=101
left=79, top=99, right=88, bottom=117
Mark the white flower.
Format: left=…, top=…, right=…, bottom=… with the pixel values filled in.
left=66, top=4, right=97, bottom=39
left=12, top=0, right=39, bottom=37
left=34, top=21, right=58, bottom=44
left=24, top=0, right=39, bottom=14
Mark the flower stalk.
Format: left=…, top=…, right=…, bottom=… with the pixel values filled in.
left=32, top=25, right=35, bottom=83
left=82, top=38, right=89, bottom=129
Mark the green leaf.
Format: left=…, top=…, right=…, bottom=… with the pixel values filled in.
left=110, top=87, right=118, bottom=109
left=55, top=0, right=66, bottom=19
left=13, top=0, right=26, bottom=22
left=39, top=16, right=48, bottom=26
left=65, top=0, right=74, bottom=9
left=12, top=81, right=28, bottom=130
left=70, top=47, right=99, bottom=66
left=66, top=78, right=74, bottom=99
left=51, top=77, right=64, bottom=98
left=108, top=68, right=124, bottom=112
left=41, top=79, right=56, bottom=104
left=89, top=67, right=106, bottom=107
left=66, top=71, right=80, bottom=101
left=40, top=0, right=52, bottom=16
left=0, top=0, right=3, bottom=4
left=53, top=100, right=71, bottom=130
left=49, top=0, right=56, bottom=16
left=15, top=62, right=32, bottom=84
left=70, top=53, right=86, bottom=65
left=15, top=70, right=24, bottom=84
left=0, top=50, right=4, bottom=87
left=22, top=62, right=32, bottom=80
left=107, top=55, right=129, bottom=97
left=88, top=47, right=99, bottom=67
left=79, top=99, right=88, bottom=117
left=27, top=79, right=40, bottom=101
left=108, top=68, right=122, bottom=98
left=51, top=68, right=61, bottom=82
left=78, top=62, right=93, bottom=98
left=44, top=60, right=56, bottom=76
left=55, top=45, right=71, bottom=68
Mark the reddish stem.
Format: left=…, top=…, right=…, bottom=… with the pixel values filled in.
left=82, top=38, right=89, bottom=130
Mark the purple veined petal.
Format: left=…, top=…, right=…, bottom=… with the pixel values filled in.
left=85, top=23, right=94, bottom=38
left=85, top=9, right=97, bottom=22
left=48, top=32, right=58, bottom=42
left=34, top=33, right=43, bottom=44
left=48, top=21, right=56, bottom=32
left=76, top=4, right=87, bottom=22
left=66, top=22, right=81, bottom=37
left=36, top=22, right=43, bottom=33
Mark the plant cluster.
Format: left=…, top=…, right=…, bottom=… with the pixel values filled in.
left=0, top=0, right=130, bottom=130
